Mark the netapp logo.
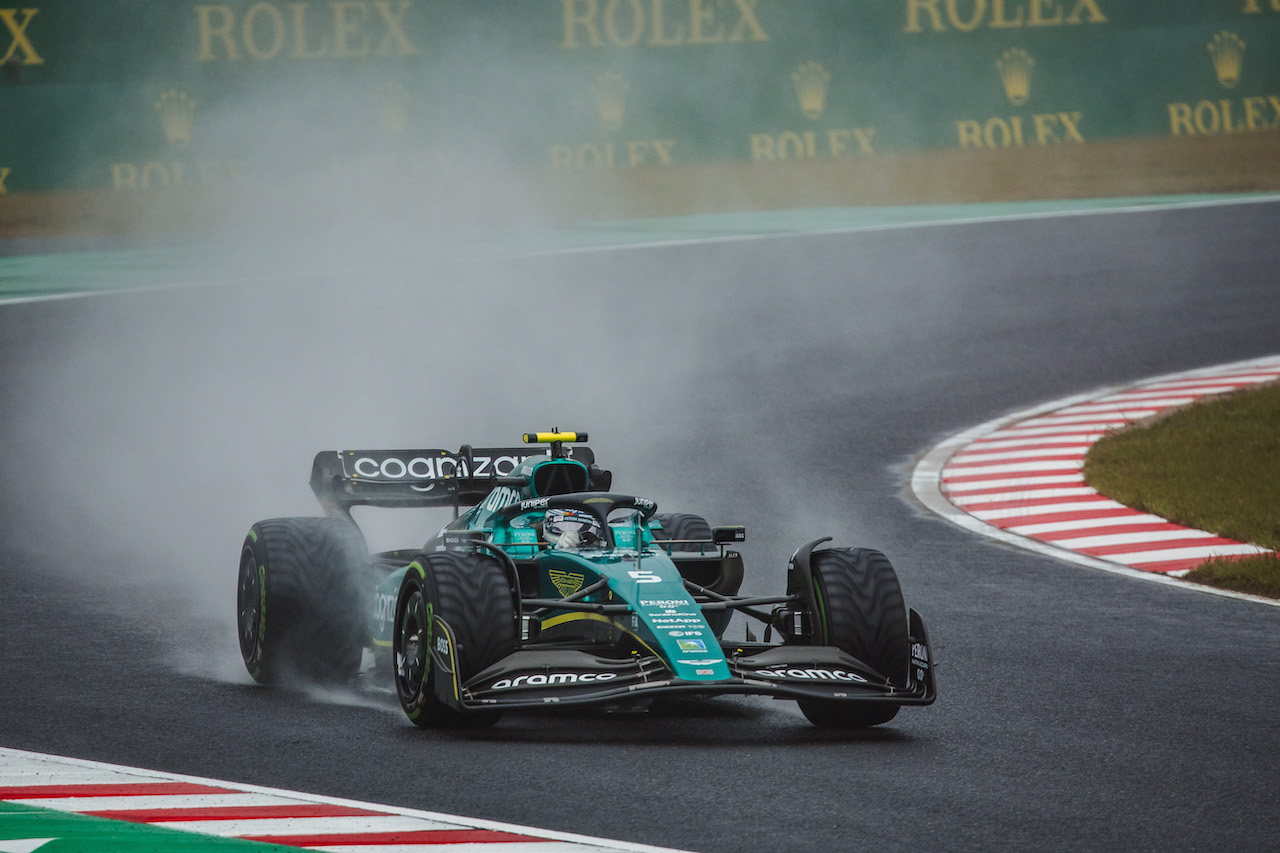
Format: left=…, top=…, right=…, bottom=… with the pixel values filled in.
left=757, top=667, right=868, bottom=683
left=490, top=672, right=618, bottom=690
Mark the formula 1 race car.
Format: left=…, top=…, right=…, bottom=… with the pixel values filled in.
left=236, top=431, right=935, bottom=728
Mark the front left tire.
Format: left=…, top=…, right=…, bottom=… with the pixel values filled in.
left=393, top=549, right=517, bottom=729
left=796, top=547, right=910, bottom=728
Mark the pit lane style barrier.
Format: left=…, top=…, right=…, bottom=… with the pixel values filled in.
left=912, top=355, right=1280, bottom=600
left=0, top=747, right=689, bottom=853
left=2, top=1, right=1280, bottom=233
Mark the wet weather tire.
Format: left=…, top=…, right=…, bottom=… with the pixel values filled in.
left=798, top=548, right=910, bottom=728
left=394, top=550, right=518, bottom=729
left=237, top=517, right=372, bottom=685
left=655, top=513, right=712, bottom=550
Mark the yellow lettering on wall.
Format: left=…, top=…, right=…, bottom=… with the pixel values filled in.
left=292, top=3, right=329, bottom=58
left=956, top=112, right=1084, bottom=147
left=649, top=0, right=685, bottom=46
left=333, top=1, right=370, bottom=57
left=948, top=0, right=985, bottom=33
left=905, top=0, right=1104, bottom=32
left=728, top=0, right=766, bottom=41
left=956, top=120, right=983, bottom=147
left=1167, top=104, right=1194, bottom=136
left=0, top=166, right=9, bottom=194
left=111, top=159, right=246, bottom=189
left=905, top=0, right=943, bottom=32
left=244, top=3, right=286, bottom=60
left=689, top=0, right=722, bottom=43
left=196, top=1, right=416, bottom=62
left=0, top=7, right=43, bottom=64
left=1168, top=96, right=1280, bottom=135
left=1244, top=97, right=1267, bottom=129
left=561, top=0, right=767, bottom=49
left=374, top=1, right=415, bottom=55
left=548, top=139, right=678, bottom=170
left=562, top=0, right=602, bottom=47
left=991, top=0, right=1025, bottom=28
left=1028, top=0, right=1061, bottom=26
left=608, top=0, right=644, bottom=47
left=749, top=128, right=877, bottom=160
left=1065, top=0, right=1105, bottom=24
left=1241, top=0, right=1280, bottom=13
left=196, top=5, right=240, bottom=61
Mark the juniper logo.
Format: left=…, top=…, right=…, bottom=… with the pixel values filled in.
left=997, top=48, right=1034, bottom=106
left=154, top=90, right=196, bottom=147
left=592, top=71, right=628, bottom=129
left=791, top=61, right=830, bottom=120
left=1208, top=31, right=1245, bottom=89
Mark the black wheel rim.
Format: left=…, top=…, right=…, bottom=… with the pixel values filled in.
left=395, top=586, right=429, bottom=701
left=236, top=545, right=261, bottom=663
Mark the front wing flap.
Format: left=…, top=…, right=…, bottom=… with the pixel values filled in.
left=453, top=609, right=936, bottom=711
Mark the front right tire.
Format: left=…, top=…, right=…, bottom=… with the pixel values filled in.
left=797, top=547, right=910, bottom=728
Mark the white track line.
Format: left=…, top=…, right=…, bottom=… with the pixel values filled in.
left=0, top=748, right=689, bottom=853
left=910, top=355, right=1280, bottom=607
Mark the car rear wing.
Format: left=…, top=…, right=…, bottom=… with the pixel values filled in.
left=309, top=445, right=596, bottom=515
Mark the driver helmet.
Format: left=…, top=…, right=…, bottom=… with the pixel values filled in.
left=544, top=508, right=602, bottom=550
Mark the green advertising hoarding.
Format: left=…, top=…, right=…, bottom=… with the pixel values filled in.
left=0, top=1, right=1278, bottom=197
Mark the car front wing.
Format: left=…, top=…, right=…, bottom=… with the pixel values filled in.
left=449, top=609, right=936, bottom=712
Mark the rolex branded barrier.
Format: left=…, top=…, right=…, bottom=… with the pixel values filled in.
left=1, top=2, right=1279, bottom=233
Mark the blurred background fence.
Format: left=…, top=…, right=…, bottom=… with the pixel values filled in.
left=2, top=1, right=1279, bottom=235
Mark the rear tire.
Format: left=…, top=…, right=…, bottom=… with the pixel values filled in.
left=237, top=517, right=371, bottom=685
left=654, top=512, right=738, bottom=636
left=798, top=548, right=909, bottom=728
left=655, top=513, right=713, bottom=550
left=394, top=550, right=517, bottom=729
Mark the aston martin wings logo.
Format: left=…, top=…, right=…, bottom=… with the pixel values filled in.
left=549, top=570, right=585, bottom=597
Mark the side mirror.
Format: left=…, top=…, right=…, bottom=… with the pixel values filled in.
left=712, top=526, right=746, bottom=545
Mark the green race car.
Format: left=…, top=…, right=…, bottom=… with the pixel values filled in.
left=236, top=431, right=935, bottom=728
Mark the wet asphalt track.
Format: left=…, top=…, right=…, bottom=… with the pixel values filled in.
left=2, top=199, right=1280, bottom=851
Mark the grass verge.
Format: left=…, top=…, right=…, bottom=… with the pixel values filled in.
left=1082, top=380, right=1280, bottom=598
